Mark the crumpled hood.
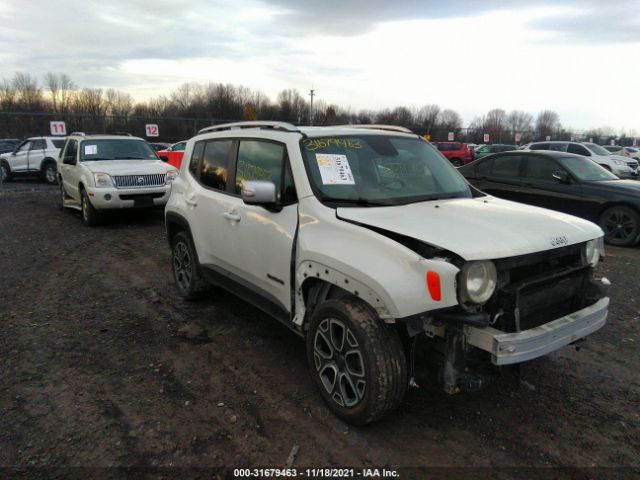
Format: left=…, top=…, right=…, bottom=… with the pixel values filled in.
left=337, top=196, right=603, bottom=261
left=82, top=160, right=173, bottom=175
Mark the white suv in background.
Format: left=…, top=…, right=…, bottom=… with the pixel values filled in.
left=522, top=141, right=639, bottom=179
left=57, top=134, right=178, bottom=226
left=0, top=136, right=65, bottom=184
left=165, top=121, right=610, bottom=424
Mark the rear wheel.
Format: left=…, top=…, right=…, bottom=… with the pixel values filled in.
left=41, top=161, right=57, bottom=184
left=306, top=298, right=407, bottom=425
left=450, top=158, right=462, bottom=167
left=599, top=205, right=640, bottom=247
left=171, top=231, right=208, bottom=300
left=0, top=161, right=11, bottom=182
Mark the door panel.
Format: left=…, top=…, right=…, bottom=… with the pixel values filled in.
left=10, top=141, right=31, bottom=171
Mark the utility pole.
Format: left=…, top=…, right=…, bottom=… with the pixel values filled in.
left=309, top=88, right=315, bottom=126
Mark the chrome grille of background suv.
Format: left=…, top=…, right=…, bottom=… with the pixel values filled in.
left=113, top=174, right=166, bottom=188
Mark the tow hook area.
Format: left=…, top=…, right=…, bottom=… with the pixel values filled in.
left=442, top=324, right=491, bottom=394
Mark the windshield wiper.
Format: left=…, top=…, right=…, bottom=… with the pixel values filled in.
left=322, top=197, right=391, bottom=207
left=115, top=156, right=148, bottom=159
left=83, top=157, right=114, bottom=161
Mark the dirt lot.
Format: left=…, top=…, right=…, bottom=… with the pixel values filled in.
left=0, top=180, right=638, bottom=479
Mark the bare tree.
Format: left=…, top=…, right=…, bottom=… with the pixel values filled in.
left=535, top=110, right=561, bottom=139
left=507, top=110, right=533, bottom=136
left=416, top=104, right=440, bottom=133
left=0, top=78, right=17, bottom=110
left=438, top=109, right=462, bottom=131
left=12, top=72, right=43, bottom=111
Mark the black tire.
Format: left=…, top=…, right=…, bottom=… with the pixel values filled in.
left=0, top=161, right=11, bottom=182
left=59, top=182, right=66, bottom=209
left=450, top=158, right=462, bottom=167
left=41, top=160, right=57, bottom=185
left=306, top=298, right=407, bottom=425
left=171, top=231, right=208, bottom=300
left=598, top=205, right=640, bottom=247
left=80, top=188, right=101, bottom=227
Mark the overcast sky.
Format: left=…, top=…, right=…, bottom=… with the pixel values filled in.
left=1, top=0, right=639, bottom=131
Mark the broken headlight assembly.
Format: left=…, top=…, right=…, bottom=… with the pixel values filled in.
left=582, top=237, right=604, bottom=267
left=459, top=260, right=497, bottom=306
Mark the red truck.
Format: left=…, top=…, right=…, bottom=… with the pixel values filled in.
left=431, top=141, right=474, bottom=167
left=156, top=140, right=187, bottom=169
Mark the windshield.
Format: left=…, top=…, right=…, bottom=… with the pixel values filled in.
left=583, top=143, right=611, bottom=156
left=559, top=156, right=619, bottom=181
left=300, top=135, right=472, bottom=206
left=80, top=139, right=158, bottom=161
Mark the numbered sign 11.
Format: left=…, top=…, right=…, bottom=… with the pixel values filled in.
left=145, top=124, right=159, bottom=137
left=50, top=121, right=66, bottom=136
left=514, top=133, right=521, bottom=143
left=483, top=133, right=489, bottom=143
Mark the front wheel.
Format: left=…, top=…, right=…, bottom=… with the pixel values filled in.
left=306, top=298, right=407, bottom=425
left=80, top=189, right=101, bottom=226
left=599, top=205, right=640, bottom=247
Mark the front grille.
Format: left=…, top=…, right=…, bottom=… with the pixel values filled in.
left=113, top=174, right=166, bottom=188
left=485, top=244, right=592, bottom=332
left=119, top=193, right=165, bottom=200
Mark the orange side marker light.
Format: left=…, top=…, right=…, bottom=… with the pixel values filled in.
left=426, top=271, right=441, bottom=301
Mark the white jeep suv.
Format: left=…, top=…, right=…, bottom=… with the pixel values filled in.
left=0, top=136, right=65, bottom=184
left=58, top=134, right=178, bottom=226
left=165, top=121, right=610, bottom=424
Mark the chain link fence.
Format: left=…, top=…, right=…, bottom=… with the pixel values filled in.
left=1, top=111, right=637, bottom=148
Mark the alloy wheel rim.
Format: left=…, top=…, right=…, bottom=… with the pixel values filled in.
left=313, top=318, right=366, bottom=408
left=173, top=241, right=192, bottom=291
left=46, top=166, right=56, bottom=183
left=603, top=210, right=635, bottom=241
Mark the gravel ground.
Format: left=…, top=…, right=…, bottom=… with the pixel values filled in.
left=0, top=181, right=638, bottom=479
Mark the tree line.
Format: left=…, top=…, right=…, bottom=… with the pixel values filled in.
left=0, top=72, right=634, bottom=145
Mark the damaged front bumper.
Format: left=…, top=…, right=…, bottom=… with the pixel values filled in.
left=465, top=296, right=609, bottom=365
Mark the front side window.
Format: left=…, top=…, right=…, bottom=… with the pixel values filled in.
left=200, top=140, right=232, bottom=191
left=30, top=139, right=46, bottom=150
left=300, top=135, right=471, bottom=206
left=51, top=139, right=65, bottom=149
left=559, top=156, right=618, bottom=182
left=15, top=141, right=31, bottom=153
left=234, top=140, right=295, bottom=203
left=567, top=144, right=590, bottom=156
left=530, top=143, right=549, bottom=151
left=64, top=140, right=78, bottom=161
left=80, top=139, right=157, bottom=161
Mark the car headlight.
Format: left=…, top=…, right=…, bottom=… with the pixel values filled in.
left=93, top=172, right=113, bottom=188
left=582, top=237, right=604, bottom=267
left=613, top=160, right=626, bottom=165
left=166, top=170, right=178, bottom=183
left=460, top=260, right=497, bottom=305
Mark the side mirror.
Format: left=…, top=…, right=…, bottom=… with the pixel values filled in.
left=63, top=156, right=76, bottom=165
left=552, top=171, right=570, bottom=183
left=241, top=180, right=277, bottom=207
left=159, top=155, right=169, bottom=162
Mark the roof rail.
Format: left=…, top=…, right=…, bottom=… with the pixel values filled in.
left=332, top=124, right=414, bottom=134
left=198, top=121, right=301, bottom=135
left=69, top=131, right=86, bottom=136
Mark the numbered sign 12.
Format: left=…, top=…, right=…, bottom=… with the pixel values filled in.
left=483, top=133, right=489, bottom=143
left=447, top=132, right=454, bottom=141
left=145, top=124, right=159, bottom=137
left=514, top=133, right=521, bottom=143
left=50, top=121, right=66, bottom=136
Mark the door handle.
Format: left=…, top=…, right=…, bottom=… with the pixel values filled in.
left=185, top=198, right=197, bottom=207
left=223, top=212, right=241, bottom=222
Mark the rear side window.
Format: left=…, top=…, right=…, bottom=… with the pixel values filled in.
left=549, top=144, right=567, bottom=152
left=530, top=143, right=549, bottom=151
left=200, top=140, right=232, bottom=191
left=51, top=139, right=65, bottom=148
left=189, top=142, right=205, bottom=177
left=492, top=155, right=522, bottom=177
left=526, top=156, right=561, bottom=181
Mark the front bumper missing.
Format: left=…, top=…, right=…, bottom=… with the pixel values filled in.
left=465, top=297, right=609, bottom=365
